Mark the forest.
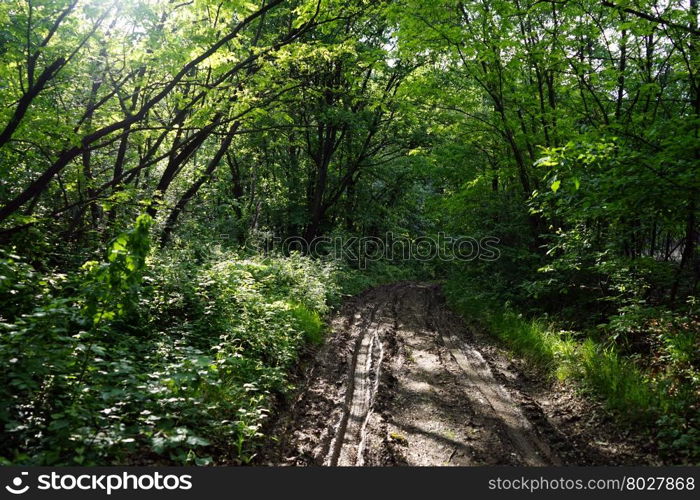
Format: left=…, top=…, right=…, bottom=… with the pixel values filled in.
left=0, top=0, right=698, bottom=466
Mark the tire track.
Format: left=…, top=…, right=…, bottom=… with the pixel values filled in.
left=326, top=286, right=396, bottom=465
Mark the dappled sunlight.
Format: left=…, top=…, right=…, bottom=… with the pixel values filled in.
left=0, top=0, right=697, bottom=466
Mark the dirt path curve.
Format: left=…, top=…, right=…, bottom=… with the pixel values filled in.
left=261, top=282, right=656, bottom=466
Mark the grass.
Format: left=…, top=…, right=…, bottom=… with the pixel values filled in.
left=578, top=339, right=663, bottom=420
left=488, top=310, right=577, bottom=380
left=289, top=303, right=325, bottom=345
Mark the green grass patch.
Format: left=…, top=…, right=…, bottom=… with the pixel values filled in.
left=578, top=339, right=663, bottom=422
left=489, top=311, right=577, bottom=379
left=289, top=303, right=325, bottom=345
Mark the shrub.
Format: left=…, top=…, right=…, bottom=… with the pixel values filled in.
left=0, top=221, right=342, bottom=465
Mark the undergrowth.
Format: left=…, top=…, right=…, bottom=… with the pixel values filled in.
left=0, top=216, right=348, bottom=465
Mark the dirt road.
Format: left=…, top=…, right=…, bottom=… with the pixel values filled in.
left=262, top=282, right=658, bottom=466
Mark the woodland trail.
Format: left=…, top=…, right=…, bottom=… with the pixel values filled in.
left=261, top=282, right=658, bottom=466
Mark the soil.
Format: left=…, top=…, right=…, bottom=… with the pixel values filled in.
left=259, top=282, right=661, bottom=466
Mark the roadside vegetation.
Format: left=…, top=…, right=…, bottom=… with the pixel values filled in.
left=0, top=223, right=347, bottom=465
left=445, top=281, right=699, bottom=463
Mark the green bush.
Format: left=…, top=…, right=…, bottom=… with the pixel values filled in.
left=0, top=221, right=343, bottom=465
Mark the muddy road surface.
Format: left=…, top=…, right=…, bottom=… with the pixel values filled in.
left=261, top=282, right=658, bottom=466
